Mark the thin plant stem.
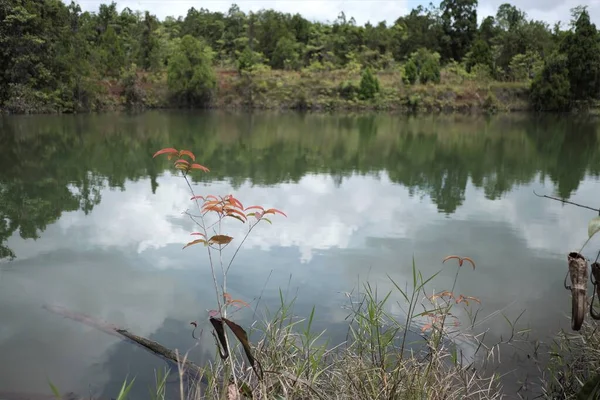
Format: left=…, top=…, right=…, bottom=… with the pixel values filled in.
left=182, top=172, right=222, bottom=315
left=226, top=221, right=258, bottom=274
left=181, top=171, right=241, bottom=396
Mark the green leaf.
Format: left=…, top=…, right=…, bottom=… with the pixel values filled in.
left=47, top=379, right=61, bottom=399
left=116, top=376, right=136, bottom=400
left=589, top=217, right=600, bottom=239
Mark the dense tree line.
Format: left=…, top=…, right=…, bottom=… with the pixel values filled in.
left=0, top=0, right=599, bottom=112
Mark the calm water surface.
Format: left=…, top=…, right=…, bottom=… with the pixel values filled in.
left=1, top=111, right=600, bottom=398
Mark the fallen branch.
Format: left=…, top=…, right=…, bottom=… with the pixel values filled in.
left=42, top=304, right=207, bottom=384
left=0, top=392, right=84, bottom=400
left=533, top=190, right=600, bottom=214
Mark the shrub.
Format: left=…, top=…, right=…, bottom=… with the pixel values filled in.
left=403, top=48, right=441, bottom=85
left=359, top=67, right=380, bottom=100
left=338, top=80, right=359, bottom=100
left=167, top=35, right=216, bottom=107
left=482, top=90, right=498, bottom=113
left=530, top=52, right=571, bottom=111
left=404, top=60, right=418, bottom=85
left=120, top=63, right=146, bottom=108
left=420, top=57, right=441, bottom=84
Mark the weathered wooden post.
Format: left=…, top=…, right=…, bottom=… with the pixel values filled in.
left=567, top=252, right=589, bottom=331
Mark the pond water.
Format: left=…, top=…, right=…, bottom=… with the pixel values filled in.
left=1, top=110, right=600, bottom=399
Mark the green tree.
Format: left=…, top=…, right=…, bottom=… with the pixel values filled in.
left=466, top=39, right=493, bottom=72
left=509, top=51, right=543, bottom=81
left=440, top=0, right=478, bottom=61
left=392, top=6, right=442, bottom=60
left=99, top=25, right=125, bottom=77
left=271, top=36, right=300, bottom=69
left=139, top=11, right=160, bottom=70
left=236, top=46, right=265, bottom=73
left=359, top=67, right=380, bottom=99
left=561, top=9, right=600, bottom=101
left=167, top=35, right=216, bottom=107
left=530, top=52, right=571, bottom=111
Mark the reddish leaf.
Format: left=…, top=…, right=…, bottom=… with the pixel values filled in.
left=203, top=199, right=221, bottom=206
left=227, top=195, right=244, bottom=210
left=462, top=257, right=476, bottom=269
left=183, top=239, right=207, bottom=249
left=190, top=195, right=205, bottom=201
left=153, top=148, right=178, bottom=158
left=208, top=310, right=221, bottom=318
left=191, top=163, right=210, bottom=172
left=264, top=208, right=287, bottom=217
left=244, top=205, right=264, bottom=212
left=206, top=195, right=219, bottom=201
left=224, top=293, right=250, bottom=309
left=203, top=204, right=224, bottom=213
left=430, top=291, right=454, bottom=301
left=174, top=159, right=190, bottom=166
left=442, top=255, right=476, bottom=270
left=442, top=255, right=461, bottom=264
left=229, top=299, right=250, bottom=309
left=179, top=150, right=196, bottom=161
left=209, top=235, right=234, bottom=245
left=225, top=208, right=247, bottom=220
left=457, top=294, right=480, bottom=305
left=175, top=164, right=189, bottom=171
left=190, top=232, right=206, bottom=237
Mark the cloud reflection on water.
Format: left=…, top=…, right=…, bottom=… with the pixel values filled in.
left=2, top=168, right=600, bottom=397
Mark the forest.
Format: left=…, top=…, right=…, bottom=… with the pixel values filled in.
left=1, top=0, right=599, bottom=113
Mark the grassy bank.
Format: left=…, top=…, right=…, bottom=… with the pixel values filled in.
left=44, top=268, right=600, bottom=400
left=89, top=67, right=531, bottom=115
left=9, top=67, right=530, bottom=115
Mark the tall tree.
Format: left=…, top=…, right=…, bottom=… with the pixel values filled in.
left=561, top=8, right=600, bottom=101
left=440, top=0, right=478, bottom=61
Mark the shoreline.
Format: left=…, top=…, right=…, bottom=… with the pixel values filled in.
left=0, top=69, right=536, bottom=116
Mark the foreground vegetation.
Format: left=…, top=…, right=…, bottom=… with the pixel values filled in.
left=37, top=146, right=600, bottom=400
left=1, top=1, right=600, bottom=113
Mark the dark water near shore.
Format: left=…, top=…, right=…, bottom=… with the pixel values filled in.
left=1, top=110, right=600, bottom=398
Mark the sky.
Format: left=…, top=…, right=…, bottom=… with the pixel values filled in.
left=68, top=0, right=600, bottom=28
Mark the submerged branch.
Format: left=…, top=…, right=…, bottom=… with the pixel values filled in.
left=42, top=304, right=208, bottom=384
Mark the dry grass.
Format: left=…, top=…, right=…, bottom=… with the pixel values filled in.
left=539, top=320, right=600, bottom=399
left=213, top=65, right=530, bottom=113
left=140, top=259, right=515, bottom=400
